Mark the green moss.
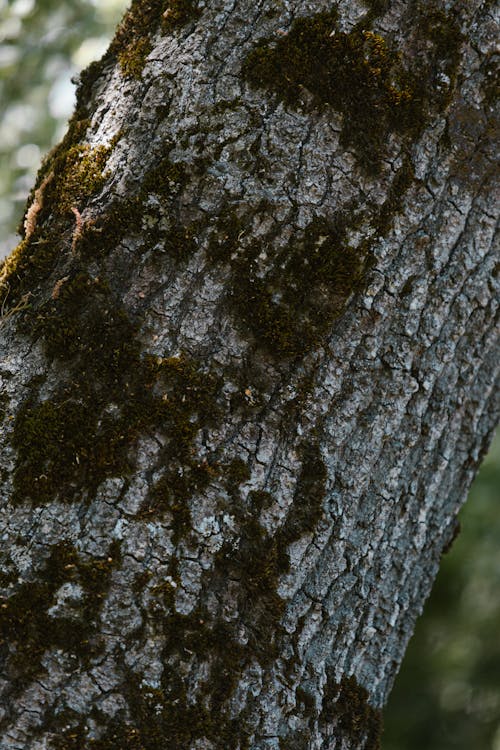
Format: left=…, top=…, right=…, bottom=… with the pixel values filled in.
left=79, top=664, right=249, bottom=749
left=74, top=195, right=142, bottom=262
left=362, top=0, right=390, bottom=16
left=279, top=731, right=310, bottom=750
left=243, top=12, right=420, bottom=174
left=276, top=441, right=327, bottom=554
left=11, top=271, right=166, bottom=504
left=225, top=457, right=251, bottom=487
left=142, top=463, right=215, bottom=543
left=75, top=156, right=190, bottom=263
left=243, top=8, right=463, bottom=174
left=12, top=397, right=99, bottom=505
left=0, top=235, right=57, bottom=313
left=162, top=0, right=200, bottom=31
left=119, top=37, right=152, bottom=79
left=109, top=0, right=167, bottom=58
left=135, top=354, right=222, bottom=538
left=6, top=147, right=207, bottom=510
left=52, top=722, right=96, bottom=750
left=75, top=64, right=107, bottom=116
left=110, top=0, right=200, bottom=82
left=16, top=118, right=90, bottom=232
left=481, top=54, right=499, bottom=109
left=416, top=7, right=462, bottom=110
left=296, top=686, right=316, bottom=718
left=53, top=596, right=255, bottom=748
left=12, top=283, right=222, bottom=509
left=58, top=0, right=199, bottom=118
left=0, top=137, right=113, bottom=313
left=0, top=541, right=120, bottom=680
left=11, top=275, right=146, bottom=503
left=1, top=138, right=187, bottom=316
left=26, top=450, right=286, bottom=749
left=50, top=144, right=112, bottom=213
left=212, top=502, right=287, bottom=668
left=209, top=210, right=367, bottom=358
left=0, top=390, right=9, bottom=422
left=143, top=155, right=186, bottom=194
left=32, top=272, right=139, bottom=369
left=375, top=156, right=415, bottom=237
left=320, top=674, right=382, bottom=750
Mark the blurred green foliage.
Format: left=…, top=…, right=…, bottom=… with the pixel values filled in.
left=1, top=3, right=499, bottom=746
left=384, top=431, right=500, bottom=750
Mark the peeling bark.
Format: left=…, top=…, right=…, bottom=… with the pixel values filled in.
left=0, top=1, right=498, bottom=748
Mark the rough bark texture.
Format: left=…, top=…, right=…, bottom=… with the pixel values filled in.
left=0, top=1, right=498, bottom=748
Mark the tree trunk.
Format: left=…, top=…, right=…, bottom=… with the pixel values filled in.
left=0, top=1, right=498, bottom=748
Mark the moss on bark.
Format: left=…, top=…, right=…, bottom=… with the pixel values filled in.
left=243, top=7, right=462, bottom=174
left=320, top=674, right=383, bottom=750
left=0, top=542, right=121, bottom=680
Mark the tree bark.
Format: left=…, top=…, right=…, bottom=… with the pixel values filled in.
left=0, top=1, right=498, bottom=748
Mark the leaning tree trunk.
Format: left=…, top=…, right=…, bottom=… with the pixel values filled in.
left=0, top=1, right=498, bottom=748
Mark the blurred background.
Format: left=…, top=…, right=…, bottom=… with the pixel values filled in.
left=1, top=1, right=499, bottom=746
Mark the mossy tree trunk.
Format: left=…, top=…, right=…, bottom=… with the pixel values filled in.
left=0, top=1, right=498, bottom=748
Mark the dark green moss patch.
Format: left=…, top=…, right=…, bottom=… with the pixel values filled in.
left=225, top=457, right=251, bottom=488
left=243, top=12, right=420, bottom=174
left=481, top=54, right=499, bottom=110
left=362, top=0, right=390, bottom=18
left=135, top=354, right=222, bottom=538
left=0, top=541, right=120, bottom=680
left=7, top=145, right=207, bottom=509
left=147, top=613, right=255, bottom=748
left=32, top=271, right=137, bottom=365
left=12, top=397, right=99, bottom=505
left=77, top=659, right=250, bottom=750
left=296, top=685, right=317, bottom=718
left=144, top=155, right=186, bottom=194
left=110, top=0, right=167, bottom=59
left=1, top=138, right=113, bottom=311
left=209, top=210, right=367, bottom=358
left=212, top=501, right=287, bottom=670
left=0, top=235, right=57, bottom=315
left=374, top=156, right=415, bottom=237
left=2, top=136, right=187, bottom=314
left=49, top=144, right=112, bottom=214
left=0, top=390, right=8, bottom=423
left=162, top=0, right=200, bottom=31
left=143, top=462, right=215, bottom=543
left=119, top=37, right=152, bottom=79
left=243, top=8, right=463, bottom=174
left=111, top=0, right=200, bottom=81
left=320, top=674, right=382, bottom=750
left=11, top=273, right=154, bottom=503
left=277, top=441, right=327, bottom=553
left=415, top=7, right=463, bottom=111
left=279, top=731, right=310, bottom=750
left=11, top=262, right=224, bottom=507
left=75, top=156, right=190, bottom=263
left=37, top=464, right=289, bottom=748
left=67, top=192, right=145, bottom=265
left=63, top=577, right=258, bottom=748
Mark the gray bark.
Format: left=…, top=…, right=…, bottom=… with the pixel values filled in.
left=0, top=1, right=498, bottom=748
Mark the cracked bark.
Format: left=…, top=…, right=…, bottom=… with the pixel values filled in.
left=0, top=1, right=498, bottom=748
